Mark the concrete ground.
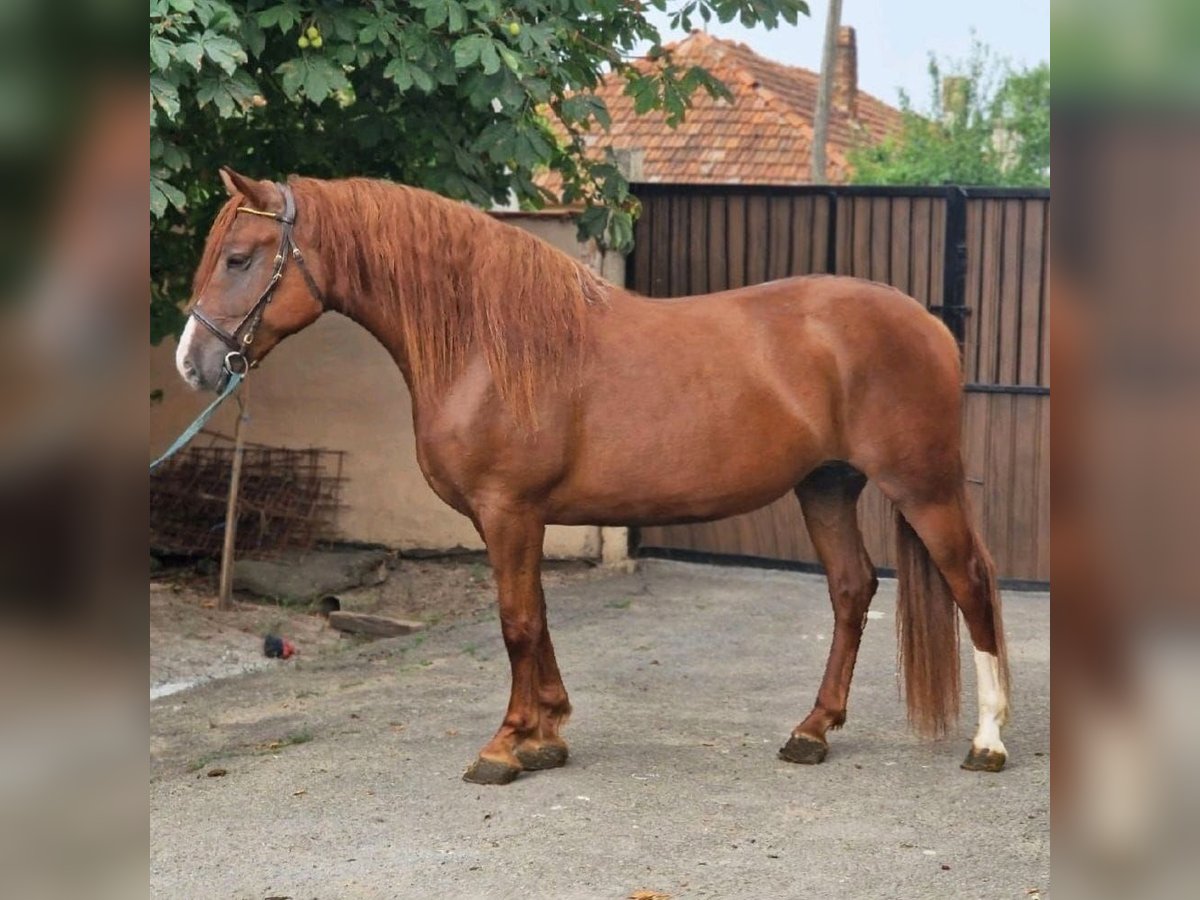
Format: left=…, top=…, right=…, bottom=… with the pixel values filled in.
left=150, top=560, right=1050, bottom=899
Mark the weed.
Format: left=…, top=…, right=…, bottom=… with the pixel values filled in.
left=186, top=752, right=220, bottom=773
left=257, top=730, right=313, bottom=753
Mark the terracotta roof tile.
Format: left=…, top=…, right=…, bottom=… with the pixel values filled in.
left=538, top=30, right=902, bottom=196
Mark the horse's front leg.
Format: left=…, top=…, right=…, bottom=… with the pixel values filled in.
left=463, top=508, right=570, bottom=785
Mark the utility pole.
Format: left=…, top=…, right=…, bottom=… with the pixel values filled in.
left=811, top=0, right=843, bottom=183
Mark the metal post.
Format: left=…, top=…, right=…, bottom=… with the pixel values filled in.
left=825, top=189, right=839, bottom=274
left=217, top=382, right=249, bottom=611
left=939, top=185, right=969, bottom=347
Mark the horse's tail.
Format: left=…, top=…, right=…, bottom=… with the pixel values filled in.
left=894, top=508, right=961, bottom=737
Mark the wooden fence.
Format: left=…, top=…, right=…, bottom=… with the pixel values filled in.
left=628, top=184, right=1050, bottom=586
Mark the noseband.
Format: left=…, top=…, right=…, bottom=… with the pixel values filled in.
left=189, top=181, right=323, bottom=375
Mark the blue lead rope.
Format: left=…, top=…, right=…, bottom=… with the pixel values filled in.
left=150, top=373, right=244, bottom=472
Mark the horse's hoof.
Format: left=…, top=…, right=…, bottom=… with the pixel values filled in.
left=961, top=746, right=1007, bottom=772
left=515, top=742, right=569, bottom=771
left=462, top=757, right=521, bottom=785
left=779, top=733, right=828, bottom=765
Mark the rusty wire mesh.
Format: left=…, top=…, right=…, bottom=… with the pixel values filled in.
left=149, top=431, right=346, bottom=558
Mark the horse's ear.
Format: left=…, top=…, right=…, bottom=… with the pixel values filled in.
left=218, top=166, right=277, bottom=209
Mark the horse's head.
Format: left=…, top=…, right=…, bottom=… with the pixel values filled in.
left=175, top=168, right=324, bottom=391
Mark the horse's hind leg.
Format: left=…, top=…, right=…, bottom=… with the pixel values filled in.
left=897, top=493, right=1010, bottom=772
left=779, top=464, right=878, bottom=765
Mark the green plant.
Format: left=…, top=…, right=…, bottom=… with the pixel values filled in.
left=280, top=728, right=313, bottom=745
left=848, top=38, right=1049, bottom=187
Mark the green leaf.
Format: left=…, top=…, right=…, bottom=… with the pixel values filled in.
left=258, top=3, right=298, bottom=33
left=175, top=40, right=204, bottom=71
left=275, top=56, right=349, bottom=105
left=476, top=121, right=516, bottom=163
left=150, top=35, right=173, bottom=72
left=453, top=34, right=487, bottom=68
left=204, top=4, right=240, bottom=32
left=276, top=59, right=303, bottom=99
left=195, top=71, right=258, bottom=118
left=576, top=204, right=608, bottom=239
left=525, top=127, right=553, bottom=160
left=498, top=45, right=520, bottom=73
left=591, top=97, right=612, bottom=129
left=150, top=173, right=186, bottom=218
left=628, top=74, right=657, bottom=114
left=303, top=58, right=348, bottom=105
left=410, top=65, right=434, bottom=93
left=446, top=1, right=467, bottom=33
left=424, top=0, right=448, bottom=29
left=608, top=209, right=634, bottom=252
left=201, top=34, right=247, bottom=76
left=242, top=20, right=266, bottom=57
left=479, top=39, right=501, bottom=75
left=150, top=74, right=181, bottom=120
left=158, top=139, right=190, bottom=171
left=358, top=21, right=380, bottom=44
left=383, top=58, right=413, bottom=92
left=561, top=95, right=611, bottom=129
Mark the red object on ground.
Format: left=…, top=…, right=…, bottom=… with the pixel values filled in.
left=263, top=634, right=297, bottom=659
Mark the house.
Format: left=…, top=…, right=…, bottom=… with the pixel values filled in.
left=549, top=27, right=903, bottom=187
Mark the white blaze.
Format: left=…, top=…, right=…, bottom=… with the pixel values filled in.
left=972, top=648, right=1008, bottom=755
left=175, top=318, right=201, bottom=388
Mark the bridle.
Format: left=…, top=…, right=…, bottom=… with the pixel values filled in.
left=189, top=181, right=323, bottom=377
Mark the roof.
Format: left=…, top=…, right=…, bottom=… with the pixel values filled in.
left=541, top=30, right=904, bottom=191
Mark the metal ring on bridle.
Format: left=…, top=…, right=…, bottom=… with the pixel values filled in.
left=224, top=351, right=249, bottom=375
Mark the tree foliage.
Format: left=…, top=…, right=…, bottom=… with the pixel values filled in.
left=848, top=40, right=1049, bottom=188
left=150, top=0, right=808, bottom=341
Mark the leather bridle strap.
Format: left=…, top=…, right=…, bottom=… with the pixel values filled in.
left=189, top=181, right=323, bottom=374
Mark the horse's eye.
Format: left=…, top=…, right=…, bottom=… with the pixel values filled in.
left=226, top=254, right=250, bottom=270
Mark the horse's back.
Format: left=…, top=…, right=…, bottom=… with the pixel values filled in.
left=617, top=274, right=960, bottom=399
left=543, top=276, right=960, bottom=524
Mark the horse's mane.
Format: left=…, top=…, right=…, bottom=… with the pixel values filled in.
left=287, top=176, right=607, bottom=424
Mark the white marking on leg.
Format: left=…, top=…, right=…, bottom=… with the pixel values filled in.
left=972, top=648, right=1008, bottom=755
left=175, top=318, right=201, bottom=388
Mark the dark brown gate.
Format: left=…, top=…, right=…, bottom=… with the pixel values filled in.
left=627, top=184, right=1049, bottom=586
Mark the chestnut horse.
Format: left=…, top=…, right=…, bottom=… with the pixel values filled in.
left=176, top=171, right=1010, bottom=784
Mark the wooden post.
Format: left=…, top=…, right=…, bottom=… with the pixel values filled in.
left=811, top=0, right=843, bottom=183
left=217, top=381, right=249, bottom=611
